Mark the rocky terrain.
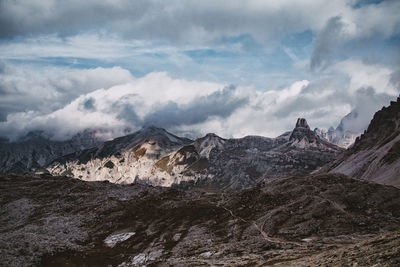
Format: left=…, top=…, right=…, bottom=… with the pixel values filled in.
left=321, top=96, right=400, bottom=187
left=0, top=130, right=102, bottom=174
left=47, top=119, right=343, bottom=190
left=1, top=173, right=400, bottom=266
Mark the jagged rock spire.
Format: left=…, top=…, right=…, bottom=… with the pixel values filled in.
left=289, top=118, right=317, bottom=144
left=295, top=118, right=310, bottom=129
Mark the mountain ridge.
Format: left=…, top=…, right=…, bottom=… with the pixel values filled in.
left=46, top=118, right=343, bottom=189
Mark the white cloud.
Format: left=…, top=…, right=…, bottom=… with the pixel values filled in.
left=0, top=64, right=134, bottom=120
left=0, top=71, right=226, bottom=140
left=310, top=1, right=400, bottom=70
left=332, top=59, right=397, bottom=94
left=1, top=57, right=399, bottom=141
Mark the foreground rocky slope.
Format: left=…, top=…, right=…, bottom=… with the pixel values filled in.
left=274, top=231, right=400, bottom=266
left=1, top=173, right=400, bottom=266
left=322, top=96, right=400, bottom=187
left=47, top=119, right=343, bottom=189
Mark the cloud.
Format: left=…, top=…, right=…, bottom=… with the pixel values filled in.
left=272, top=58, right=398, bottom=134
left=332, top=58, right=398, bottom=94
left=2, top=0, right=399, bottom=47
left=310, top=16, right=345, bottom=71
left=82, top=97, right=96, bottom=111
left=390, top=70, right=400, bottom=88
left=0, top=60, right=6, bottom=74
left=1, top=61, right=398, bottom=141
left=310, top=1, right=400, bottom=71
left=1, top=1, right=398, bottom=97
left=143, top=85, right=248, bottom=128
left=0, top=0, right=370, bottom=43
left=0, top=71, right=226, bottom=140
left=338, top=86, right=395, bottom=133
left=0, top=63, right=134, bottom=121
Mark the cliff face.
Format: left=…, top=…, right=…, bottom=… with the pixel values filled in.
left=323, top=96, right=400, bottom=186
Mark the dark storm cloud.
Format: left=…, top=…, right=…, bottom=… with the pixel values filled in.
left=82, top=98, right=96, bottom=111
left=116, top=104, right=141, bottom=124
left=0, top=0, right=152, bottom=39
left=310, top=16, right=344, bottom=71
left=1, top=0, right=399, bottom=46
left=0, top=0, right=350, bottom=43
left=0, top=60, right=6, bottom=74
left=143, top=85, right=248, bottom=127
left=390, top=70, right=400, bottom=88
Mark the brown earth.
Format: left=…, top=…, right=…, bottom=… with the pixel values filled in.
left=1, top=173, right=400, bottom=266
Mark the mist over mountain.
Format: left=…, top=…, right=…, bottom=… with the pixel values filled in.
left=321, top=96, right=400, bottom=187
left=314, top=89, right=395, bottom=148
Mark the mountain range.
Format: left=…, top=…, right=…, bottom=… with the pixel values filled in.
left=2, top=97, right=399, bottom=189
left=46, top=118, right=343, bottom=190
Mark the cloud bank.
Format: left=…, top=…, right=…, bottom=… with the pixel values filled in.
left=1, top=0, right=399, bottom=45
left=0, top=62, right=397, bottom=141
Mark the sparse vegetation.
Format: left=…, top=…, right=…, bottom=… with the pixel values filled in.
left=60, top=168, right=73, bottom=177
left=104, top=160, right=115, bottom=169
left=133, top=146, right=147, bottom=160
left=155, top=156, right=173, bottom=173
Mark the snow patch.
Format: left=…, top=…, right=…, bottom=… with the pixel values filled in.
left=118, top=249, right=164, bottom=266
left=199, top=251, right=213, bottom=258
left=104, top=232, right=135, bottom=248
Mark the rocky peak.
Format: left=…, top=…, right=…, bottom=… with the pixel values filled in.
left=133, top=126, right=192, bottom=146
left=295, top=118, right=310, bottom=129
left=205, top=133, right=219, bottom=138
left=352, top=95, right=400, bottom=151
left=289, top=118, right=317, bottom=144
left=139, top=125, right=168, bottom=136
left=194, top=133, right=225, bottom=159
left=314, top=128, right=328, bottom=140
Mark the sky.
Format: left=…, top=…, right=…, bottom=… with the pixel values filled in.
left=0, top=0, right=399, bottom=141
